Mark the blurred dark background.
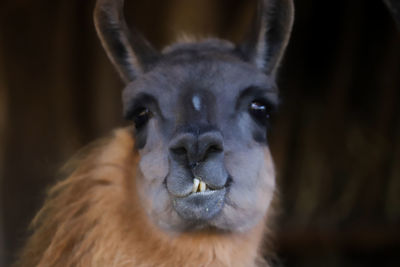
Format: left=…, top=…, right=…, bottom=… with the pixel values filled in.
left=1, top=0, right=399, bottom=266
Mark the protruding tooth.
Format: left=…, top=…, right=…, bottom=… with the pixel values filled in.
left=192, top=178, right=200, bottom=193
left=199, top=181, right=206, bottom=192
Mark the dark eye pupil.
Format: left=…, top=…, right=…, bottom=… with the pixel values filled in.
left=250, top=101, right=271, bottom=120
left=132, top=107, right=151, bottom=129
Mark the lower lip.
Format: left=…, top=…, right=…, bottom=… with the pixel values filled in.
left=173, top=188, right=227, bottom=221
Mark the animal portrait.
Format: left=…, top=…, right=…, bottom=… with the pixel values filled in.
left=2, top=0, right=400, bottom=266
left=12, top=0, right=294, bottom=266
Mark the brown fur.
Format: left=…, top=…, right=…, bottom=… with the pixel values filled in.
left=15, top=128, right=272, bottom=267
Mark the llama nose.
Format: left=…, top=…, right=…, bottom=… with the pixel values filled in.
left=169, top=131, right=224, bottom=166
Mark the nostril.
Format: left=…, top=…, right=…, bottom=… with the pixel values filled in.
left=198, top=143, right=223, bottom=162
left=170, top=147, right=187, bottom=156
left=198, top=131, right=224, bottom=160
left=169, top=130, right=223, bottom=164
left=206, top=144, right=223, bottom=155
left=170, top=146, right=190, bottom=167
left=170, top=146, right=189, bottom=164
left=169, top=133, right=196, bottom=160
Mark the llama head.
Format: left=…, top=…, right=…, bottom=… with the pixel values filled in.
left=94, top=0, right=294, bottom=233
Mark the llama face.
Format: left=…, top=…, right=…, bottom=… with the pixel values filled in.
left=94, top=0, right=294, bottom=233
left=123, top=40, right=278, bottom=231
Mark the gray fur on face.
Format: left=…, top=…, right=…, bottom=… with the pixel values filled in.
left=128, top=41, right=278, bottom=232
left=94, top=0, right=294, bottom=233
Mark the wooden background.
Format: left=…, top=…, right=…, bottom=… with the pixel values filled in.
left=1, top=0, right=399, bottom=266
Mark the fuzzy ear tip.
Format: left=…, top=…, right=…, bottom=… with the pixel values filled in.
left=94, top=0, right=160, bottom=84
left=238, top=0, right=295, bottom=76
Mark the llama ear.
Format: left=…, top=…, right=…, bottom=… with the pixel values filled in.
left=94, top=0, right=160, bottom=84
left=239, top=0, right=294, bottom=78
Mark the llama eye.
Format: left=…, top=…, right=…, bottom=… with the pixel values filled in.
left=249, top=100, right=272, bottom=123
left=131, top=107, right=152, bottom=129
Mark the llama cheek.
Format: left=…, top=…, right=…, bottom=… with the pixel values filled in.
left=224, top=147, right=264, bottom=186
left=141, top=183, right=186, bottom=232
left=148, top=188, right=176, bottom=225
left=229, top=183, right=257, bottom=208
left=135, top=173, right=177, bottom=228
left=220, top=149, right=274, bottom=230
left=139, top=151, right=169, bottom=182
left=217, top=198, right=264, bottom=232
left=260, top=148, right=276, bottom=191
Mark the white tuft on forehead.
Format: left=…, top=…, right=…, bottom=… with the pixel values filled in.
left=192, top=95, right=202, bottom=111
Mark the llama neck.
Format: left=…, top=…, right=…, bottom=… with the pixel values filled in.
left=17, top=129, right=269, bottom=267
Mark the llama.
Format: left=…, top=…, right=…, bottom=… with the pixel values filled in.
left=15, top=0, right=294, bottom=266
